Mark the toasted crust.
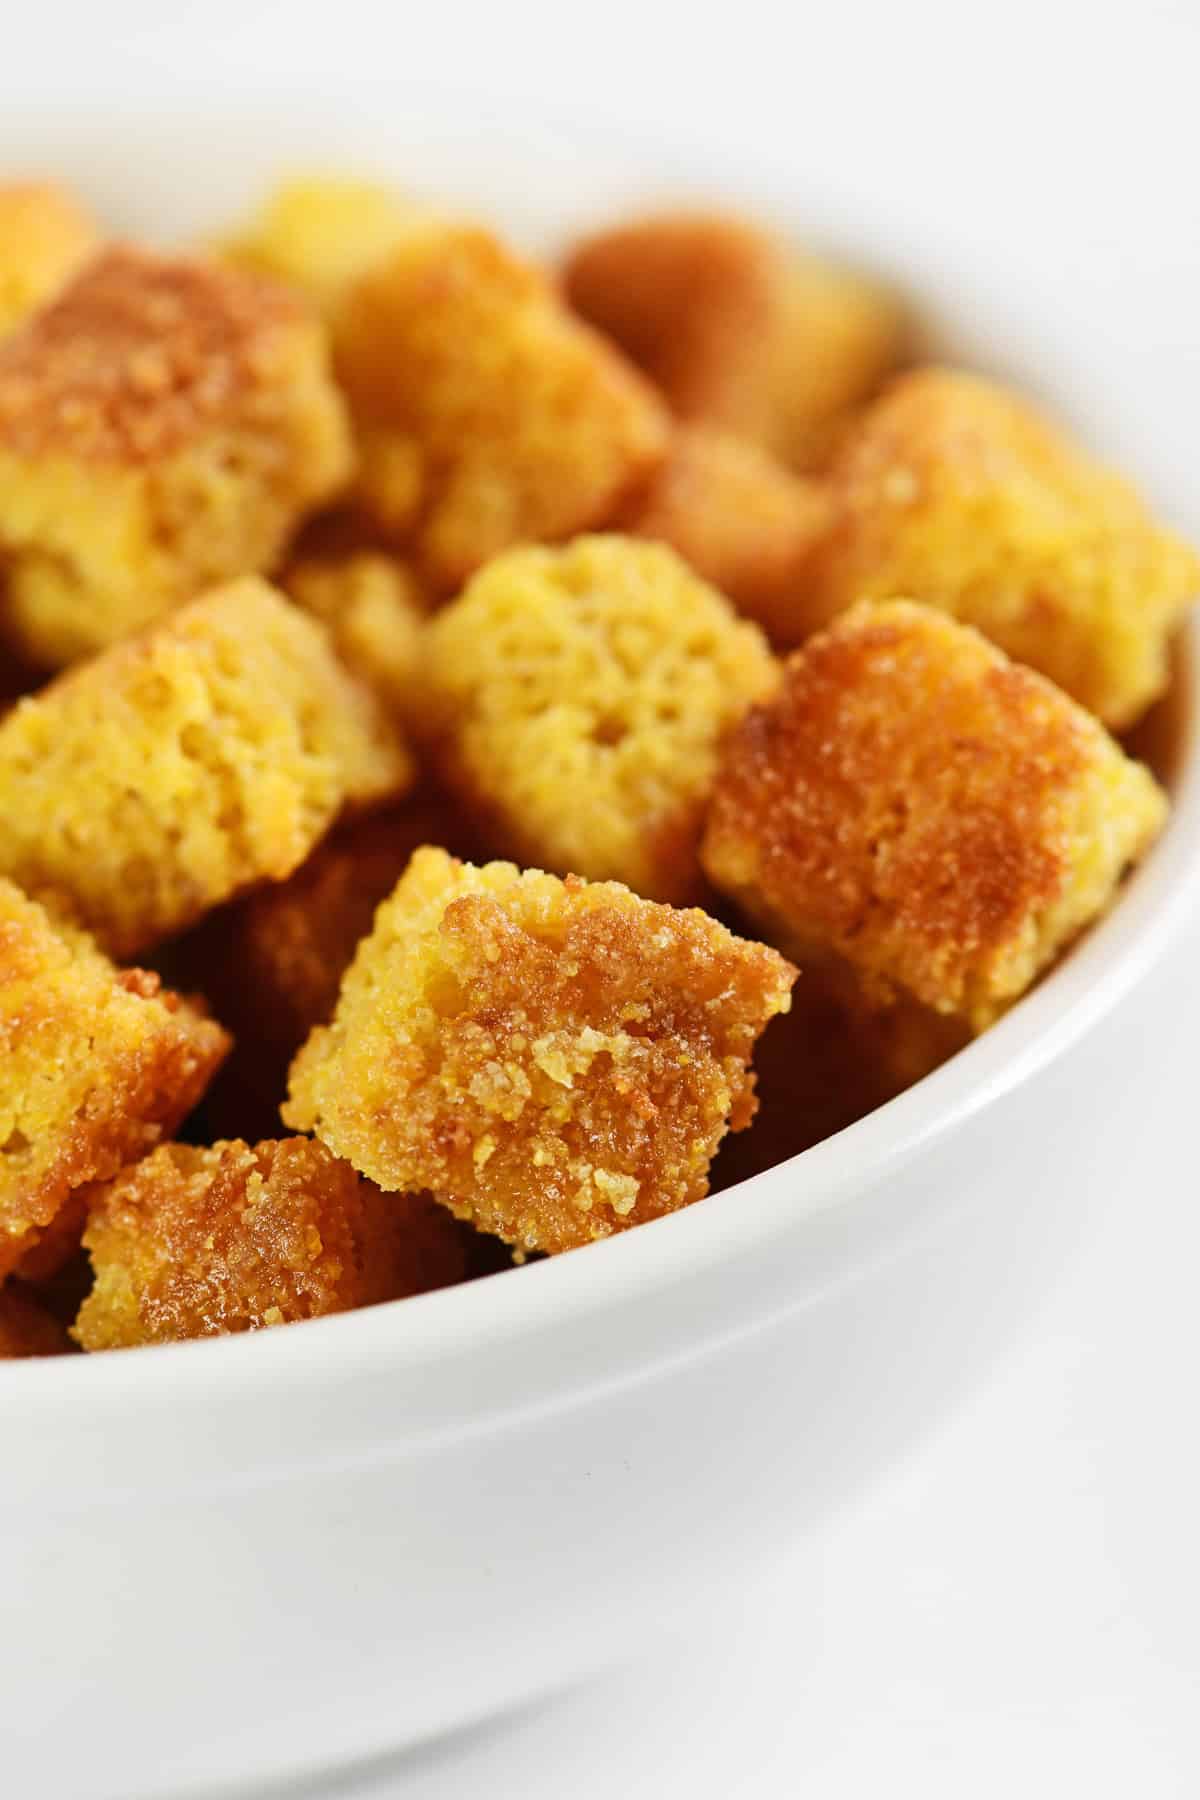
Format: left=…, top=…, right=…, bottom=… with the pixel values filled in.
left=0, top=880, right=229, bottom=1261
left=284, top=849, right=795, bottom=1254
left=424, top=535, right=778, bottom=904
left=0, top=247, right=354, bottom=666
left=73, top=1136, right=466, bottom=1349
left=0, top=576, right=411, bottom=957
left=702, top=601, right=1167, bottom=1028
left=0, top=183, right=100, bottom=337
left=333, top=225, right=670, bottom=589
left=804, top=368, right=1200, bottom=727
left=563, top=211, right=902, bottom=471
left=626, top=425, right=831, bottom=643
left=0, top=1285, right=72, bottom=1358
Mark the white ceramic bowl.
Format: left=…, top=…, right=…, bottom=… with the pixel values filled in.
left=3, top=84, right=1199, bottom=1800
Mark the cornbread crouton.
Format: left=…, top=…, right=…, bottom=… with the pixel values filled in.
left=563, top=211, right=902, bottom=472
left=334, top=226, right=669, bottom=589
left=177, top=785, right=483, bottom=1102
left=0, top=576, right=411, bottom=958
left=0, top=246, right=353, bottom=666
left=626, top=425, right=831, bottom=643
left=73, top=1136, right=466, bottom=1350
left=3, top=1192, right=87, bottom=1285
left=424, top=536, right=777, bottom=904
left=283, top=550, right=427, bottom=722
left=284, top=849, right=795, bottom=1254
left=219, top=176, right=425, bottom=313
left=804, top=369, right=1200, bottom=727
left=0, top=880, right=228, bottom=1273
left=702, top=601, right=1166, bottom=1030
left=0, top=1286, right=72, bottom=1358
left=0, top=182, right=99, bottom=336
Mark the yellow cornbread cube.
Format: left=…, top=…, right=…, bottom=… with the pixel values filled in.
left=0, top=246, right=353, bottom=666
left=563, top=210, right=902, bottom=472
left=284, top=849, right=795, bottom=1254
left=424, top=535, right=778, bottom=905
left=702, top=600, right=1167, bottom=1030
left=73, top=1136, right=466, bottom=1350
left=0, top=879, right=228, bottom=1271
left=0, top=576, right=411, bottom=957
left=803, top=368, right=1200, bottom=728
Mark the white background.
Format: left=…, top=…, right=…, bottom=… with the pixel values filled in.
left=19, top=3, right=1200, bottom=1793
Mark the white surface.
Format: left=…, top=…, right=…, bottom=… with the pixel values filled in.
left=364, top=910, right=1200, bottom=1800
left=10, top=4, right=1200, bottom=1794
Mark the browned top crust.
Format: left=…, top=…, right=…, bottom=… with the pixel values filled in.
left=0, top=245, right=311, bottom=462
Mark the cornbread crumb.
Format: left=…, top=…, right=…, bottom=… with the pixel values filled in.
left=219, top=176, right=428, bottom=313
left=563, top=211, right=902, bottom=471
left=702, top=601, right=1167, bottom=1029
left=73, top=1136, right=465, bottom=1349
left=425, top=536, right=778, bottom=903
left=0, top=879, right=228, bottom=1268
left=0, top=246, right=353, bottom=665
left=626, top=425, right=831, bottom=643
left=0, top=1285, right=72, bottom=1358
left=0, top=576, right=411, bottom=957
left=283, top=550, right=427, bottom=722
left=805, top=368, right=1200, bottom=727
left=0, top=182, right=99, bottom=336
left=334, top=225, right=670, bottom=589
left=284, top=849, right=795, bottom=1253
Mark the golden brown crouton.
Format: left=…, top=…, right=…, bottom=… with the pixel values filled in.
left=626, top=425, right=831, bottom=643
left=334, top=225, right=669, bottom=589
left=0, top=182, right=99, bottom=335
left=0, top=1285, right=72, bottom=1358
left=283, top=550, right=427, bottom=723
left=0, top=880, right=228, bottom=1270
left=424, top=536, right=777, bottom=904
left=804, top=368, right=1200, bottom=728
left=284, top=849, right=795, bottom=1254
left=0, top=577, right=411, bottom=958
left=563, top=211, right=902, bottom=472
left=73, top=1136, right=466, bottom=1350
left=702, top=601, right=1166, bottom=1030
left=0, top=247, right=353, bottom=666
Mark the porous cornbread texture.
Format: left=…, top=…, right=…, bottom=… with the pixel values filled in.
left=702, top=601, right=1167, bottom=1030
left=626, top=425, right=831, bottom=644
left=0, top=880, right=228, bottom=1274
left=0, top=246, right=353, bottom=666
left=0, top=182, right=100, bottom=336
left=333, top=225, right=670, bottom=589
left=424, top=536, right=778, bottom=904
left=563, top=211, right=902, bottom=472
left=219, top=176, right=426, bottom=313
left=283, top=551, right=426, bottom=723
left=0, top=1286, right=72, bottom=1358
left=179, top=785, right=483, bottom=1090
left=73, top=1137, right=466, bottom=1350
left=0, top=577, right=410, bottom=958
left=284, top=849, right=795, bottom=1254
left=803, top=369, right=1200, bottom=728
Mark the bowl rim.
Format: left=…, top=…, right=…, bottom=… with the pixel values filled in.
left=2, top=99, right=1198, bottom=1432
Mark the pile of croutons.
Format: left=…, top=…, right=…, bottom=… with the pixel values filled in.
left=0, top=175, right=1190, bottom=1358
